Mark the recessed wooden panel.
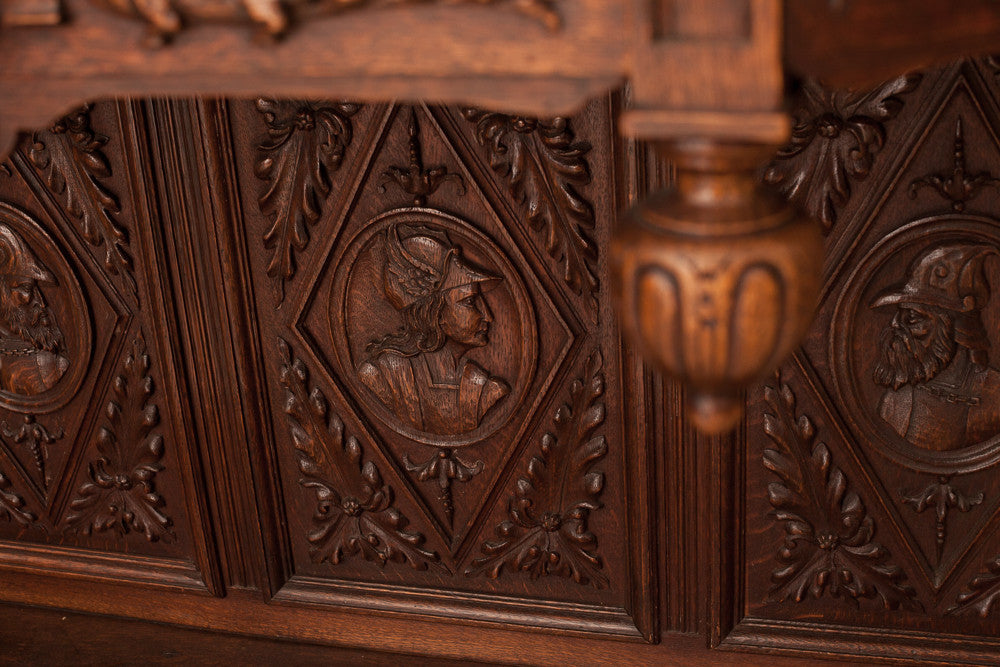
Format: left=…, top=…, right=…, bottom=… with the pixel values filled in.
left=737, top=58, right=1000, bottom=658
left=211, top=95, right=656, bottom=635
left=0, top=101, right=217, bottom=590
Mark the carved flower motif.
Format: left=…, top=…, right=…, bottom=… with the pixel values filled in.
left=278, top=338, right=439, bottom=570
left=762, top=378, right=920, bottom=610
left=461, top=109, right=599, bottom=316
left=467, top=351, right=608, bottom=588
left=764, top=74, right=920, bottom=230
left=64, top=335, right=173, bottom=542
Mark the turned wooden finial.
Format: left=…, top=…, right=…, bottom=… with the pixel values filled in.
left=612, top=140, right=823, bottom=432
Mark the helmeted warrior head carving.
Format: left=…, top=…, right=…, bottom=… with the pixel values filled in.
left=367, top=223, right=500, bottom=358
left=873, top=244, right=999, bottom=371
left=0, top=224, right=53, bottom=287
left=381, top=223, right=499, bottom=310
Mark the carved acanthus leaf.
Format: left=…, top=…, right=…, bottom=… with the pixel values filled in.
left=462, top=110, right=599, bottom=317
left=764, top=74, right=921, bottom=231
left=255, top=98, right=360, bottom=301
left=467, top=350, right=608, bottom=588
left=0, top=468, right=34, bottom=526
left=948, top=556, right=1000, bottom=617
left=28, top=105, right=136, bottom=297
left=278, top=338, right=439, bottom=570
left=64, top=334, right=174, bottom=542
left=762, top=378, right=920, bottom=610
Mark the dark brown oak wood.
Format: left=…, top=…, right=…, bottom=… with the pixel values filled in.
left=2, top=3, right=1000, bottom=665
left=785, top=0, right=1000, bottom=88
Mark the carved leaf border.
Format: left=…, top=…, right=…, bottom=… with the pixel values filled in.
left=0, top=467, right=35, bottom=526
left=948, top=556, right=1000, bottom=617
left=762, top=377, right=921, bottom=611
left=278, top=338, right=440, bottom=570
left=28, top=104, right=137, bottom=298
left=763, top=74, right=921, bottom=231
left=255, top=99, right=360, bottom=302
left=64, top=333, right=174, bottom=542
left=461, top=110, right=600, bottom=319
left=466, top=350, right=608, bottom=588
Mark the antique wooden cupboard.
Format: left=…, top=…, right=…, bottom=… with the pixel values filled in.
left=5, top=2, right=1000, bottom=665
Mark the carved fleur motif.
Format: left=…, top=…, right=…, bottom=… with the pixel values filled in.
left=467, top=350, right=608, bottom=588
left=948, top=555, right=1000, bottom=617
left=0, top=468, right=34, bottom=526
left=255, top=98, right=360, bottom=301
left=380, top=107, right=465, bottom=207
left=28, top=104, right=136, bottom=297
left=462, top=109, right=599, bottom=317
left=64, top=334, right=174, bottom=542
left=278, top=338, right=439, bottom=569
left=2, top=415, right=64, bottom=489
left=903, top=475, right=983, bottom=565
left=404, top=448, right=482, bottom=528
left=764, top=74, right=921, bottom=231
left=762, top=378, right=920, bottom=610
left=909, top=118, right=1000, bottom=212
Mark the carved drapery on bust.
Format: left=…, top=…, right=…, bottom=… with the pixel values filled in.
left=357, top=222, right=510, bottom=436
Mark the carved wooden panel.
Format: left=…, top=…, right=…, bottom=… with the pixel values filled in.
left=736, top=58, right=1000, bottom=658
left=17, top=68, right=1000, bottom=665
left=198, top=95, right=656, bottom=634
left=0, top=101, right=220, bottom=592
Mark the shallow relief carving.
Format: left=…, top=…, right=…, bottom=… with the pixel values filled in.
left=0, top=202, right=91, bottom=414
left=339, top=214, right=531, bottom=444
left=235, top=93, right=636, bottom=602
left=91, top=0, right=561, bottom=42
left=833, top=217, right=1000, bottom=473
left=761, top=376, right=920, bottom=611
left=746, top=63, right=1000, bottom=628
left=28, top=105, right=136, bottom=300
left=764, top=74, right=920, bottom=231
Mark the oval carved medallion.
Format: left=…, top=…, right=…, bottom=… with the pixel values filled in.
left=0, top=203, right=91, bottom=413
left=331, top=208, right=536, bottom=446
left=833, top=215, right=1000, bottom=474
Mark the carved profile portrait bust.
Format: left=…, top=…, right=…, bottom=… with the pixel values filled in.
left=0, top=223, right=68, bottom=396
left=357, top=223, right=509, bottom=435
left=871, top=243, right=1000, bottom=451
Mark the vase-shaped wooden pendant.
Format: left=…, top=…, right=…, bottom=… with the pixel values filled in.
left=612, top=140, right=823, bottom=432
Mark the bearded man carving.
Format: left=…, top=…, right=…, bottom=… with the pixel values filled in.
left=0, top=224, right=68, bottom=396
left=872, top=243, right=1000, bottom=450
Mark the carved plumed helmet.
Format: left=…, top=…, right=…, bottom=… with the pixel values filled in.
left=0, top=224, right=52, bottom=284
left=871, top=244, right=999, bottom=313
left=381, top=223, right=499, bottom=310
left=872, top=243, right=1000, bottom=364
